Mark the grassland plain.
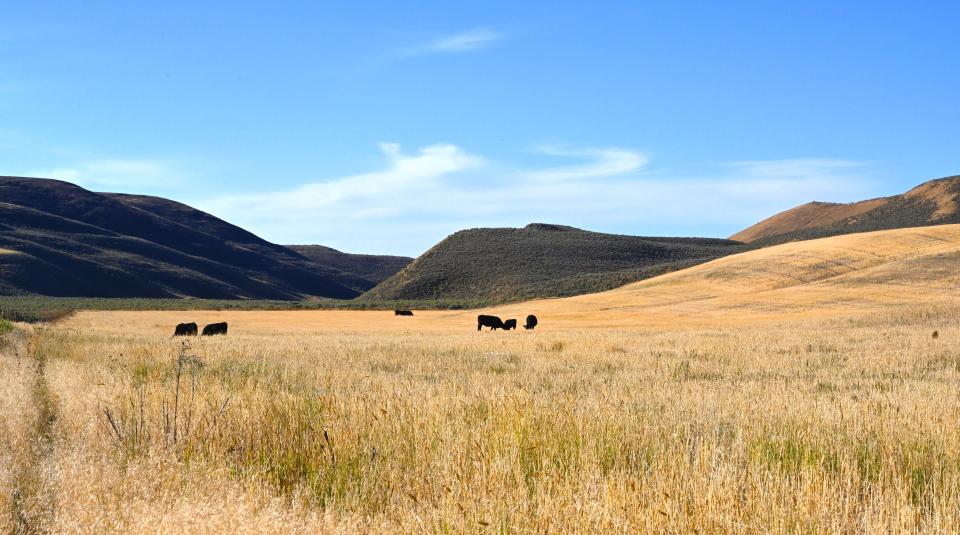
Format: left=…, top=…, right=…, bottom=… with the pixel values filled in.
left=4, top=224, right=960, bottom=533
left=4, top=307, right=960, bottom=533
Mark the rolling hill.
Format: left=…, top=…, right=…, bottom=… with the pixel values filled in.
left=484, top=223, right=960, bottom=329
left=11, top=172, right=960, bottom=305
left=732, top=175, right=960, bottom=244
left=68, top=223, right=960, bottom=335
left=0, top=176, right=396, bottom=299
left=361, top=223, right=744, bottom=303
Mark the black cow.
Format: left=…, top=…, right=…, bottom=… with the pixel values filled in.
left=394, top=310, right=414, bottom=316
left=503, top=319, right=517, bottom=330
left=477, top=314, right=505, bottom=331
left=524, top=315, right=538, bottom=330
left=201, top=322, right=228, bottom=336
left=173, top=322, right=198, bottom=336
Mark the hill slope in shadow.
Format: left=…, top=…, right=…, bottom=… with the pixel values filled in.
left=0, top=176, right=378, bottom=299
left=285, top=245, right=412, bottom=286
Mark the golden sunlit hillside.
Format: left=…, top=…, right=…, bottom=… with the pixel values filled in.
left=730, top=175, right=960, bottom=244
left=62, top=223, right=960, bottom=336
left=729, top=198, right=887, bottom=242
left=495, top=222, right=960, bottom=327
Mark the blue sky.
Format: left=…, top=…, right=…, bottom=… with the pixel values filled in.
left=2, top=2, right=958, bottom=256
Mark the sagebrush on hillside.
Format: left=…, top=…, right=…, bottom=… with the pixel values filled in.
left=363, top=223, right=742, bottom=304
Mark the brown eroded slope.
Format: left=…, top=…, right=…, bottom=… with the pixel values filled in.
left=731, top=175, right=960, bottom=243
left=731, top=198, right=887, bottom=242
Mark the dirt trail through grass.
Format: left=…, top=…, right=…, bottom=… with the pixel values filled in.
left=8, top=330, right=58, bottom=534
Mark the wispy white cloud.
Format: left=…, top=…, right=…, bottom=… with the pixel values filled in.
left=203, top=143, right=483, bottom=219
left=29, top=158, right=183, bottom=191
left=523, top=146, right=650, bottom=181
left=430, top=28, right=503, bottom=51
left=201, top=143, right=876, bottom=256
left=398, top=28, right=504, bottom=57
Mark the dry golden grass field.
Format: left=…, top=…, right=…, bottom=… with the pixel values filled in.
left=4, top=225, right=960, bottom=533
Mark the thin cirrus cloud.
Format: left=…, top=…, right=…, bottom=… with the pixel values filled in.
left=397, top=28, right=504, bottom=57
left=204, top=143, right=484, bottom=219
left=200, top=143, right=875, bottom=256
left=522, top=146, right=651, bottom=181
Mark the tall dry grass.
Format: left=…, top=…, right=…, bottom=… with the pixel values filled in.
left=4, top=305, right=960, bottom=533
left=0, top=328, right=38, bottom=533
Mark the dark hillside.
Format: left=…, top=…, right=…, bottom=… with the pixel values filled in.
left=0, top=176, right=370, bottom=299
left=105, top=193, right=297, bottom=254
left=286, top=245, right=412, bottom=285
left=362, top=223, right=743, bottom=303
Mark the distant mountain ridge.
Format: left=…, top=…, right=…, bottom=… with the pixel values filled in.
left=732, top=175, right=960, bottom=244
left=285, top=245, right=412, bottom=286
left=0, top=176, right=403, bottom=299
left=361, top=223, right=743, bottom=303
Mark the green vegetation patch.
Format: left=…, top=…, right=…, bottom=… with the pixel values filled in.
left=0, top=295, right=487, bottom=323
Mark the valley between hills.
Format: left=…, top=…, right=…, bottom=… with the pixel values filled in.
left=4, top=175, right=960, bottom=533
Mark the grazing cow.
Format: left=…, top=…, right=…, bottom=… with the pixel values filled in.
left=173, top=322, right=198, bottom=336
left=394, top=310, right=414, bottom=316
left=201, top=322, right=228, bottom=336
left=503, top=319, right=517, bottom=330
left=524, top=315, right=538, bottom=330
left=477, top=314, right=505, bottom=331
